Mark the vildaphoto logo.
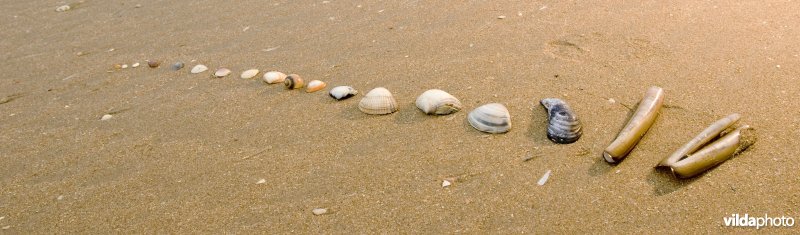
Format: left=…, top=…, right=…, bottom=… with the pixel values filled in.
left=723, top=214, right=795, bottom=229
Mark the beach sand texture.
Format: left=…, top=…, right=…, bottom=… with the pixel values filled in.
left=1, top=0, right=798, bottom=233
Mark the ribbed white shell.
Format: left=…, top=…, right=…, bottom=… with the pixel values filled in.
left=467, top=103, right=511, bottom=133
left=358, top=87, right=398, bottom=115
left=415, top=89, right=462, bottom=115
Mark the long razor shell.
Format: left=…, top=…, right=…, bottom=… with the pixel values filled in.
left=657, top=113, right=741, bottom=167
left=603, top=86, right=665, bottom=163
left=665, top=125, right=756, bottom=178
left=540, top=98, right=582, bottom=144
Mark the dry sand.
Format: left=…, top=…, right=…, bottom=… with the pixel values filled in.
left=1, top=0, right=799, bottom=233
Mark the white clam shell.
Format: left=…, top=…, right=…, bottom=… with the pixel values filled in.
left=190, top=64, right=208, bottom=74
left=241, top=69, right=259, bottom=79
left=262, top=71, right=287, bottom=84
left=358, top=87, right=397, bottom=115
left=467, top=103, right=511, bottom=133
left=329, top=86, right=358, bottom=100
left=306, top=80, right=326, bottom=93
left=415, top=89, right=462, bottom=115
left=214, top=68, right=231, bottom=78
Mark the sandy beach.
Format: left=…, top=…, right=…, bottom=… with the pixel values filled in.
left=1, top=0, right=798, bottom=233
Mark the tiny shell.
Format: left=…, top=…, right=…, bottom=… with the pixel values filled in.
left=415, top=89, right=462, bottom=115
left=467, top=103, right=511, bottom=134
left=132, top=63, right=140, bottom=68
left=306, top=80, right=326, bottom=93
left=121, top=64, right=128, bottom=69
left=100, top=114, right=113, bottom=121
left=358, top=87, right=398, bottom=115
left=284, top=74, right=304, bottom=89
left=55, top=5, right=70, bottom=12
left=540, top=98, right=582, bottom=144
left=329, top=86, right=358, bottom=100
left=190, top=64, right=208, bottom=74
left=171, top=62, right=184, bottom=70
left=241, top=69, right=259, bottom=79
left=147, top=60, right=160, bottom=68
left=214, top=68, right=232, bottom=78
left=262, top=71, right=287, bottom=84
left=312, top=208, right=328, bottom=215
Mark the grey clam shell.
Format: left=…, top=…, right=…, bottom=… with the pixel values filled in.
left=415, top=89, right=462, bottom=115
left=329, top=86, right=358, bottom=100
left=358, top=87, right=398, bottom=115
left=540, top=98, right=582, bottom=144
left=467, top=103, right=511, bottom=134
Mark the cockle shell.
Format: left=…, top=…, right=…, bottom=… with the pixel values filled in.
left=467, top=103, right=511, bottom=134
left=415, top=89, right=462, bottom=115
left=263, top=71, right=287, bottom=84
left=284, top=74, right=304, bottom=89
left=241, top=69, right=259, bottom=79
left=358, top=87, right=398, bottom=115
left=306, top=80, right=326, bottom=93
left=214, top=68, right=231, bottom=78
left=329, top=86, right=358, bottom=100
left=147, top=60, right=160, bottom=68
left=540, top=98, right=582, bottom=144
left=190, top=64, right=208, bottom=74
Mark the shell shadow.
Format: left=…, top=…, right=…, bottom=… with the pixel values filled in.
left=587, top=155, right=614, bottom=176
left=646, top=167, right=700, bottom=196
left=394, top=102, right=428, bottom=125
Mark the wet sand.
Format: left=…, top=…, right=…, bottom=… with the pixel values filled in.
left=1, top=0, right=798, bottom=233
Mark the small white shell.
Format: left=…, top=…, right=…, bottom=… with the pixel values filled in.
left=241, top=69, right=259, bottom=79
left=358, top=87, right=398, bottom=115
left=131, top=63, right=140, bottom=68
left=190, top=64, right=208, bottom=74
left=262, top=71, right=287, bottom=84
left=467, top=103, right=511, bottom=133
left=214, top=68, right=231, bottom=78
left=329, top=86, right=358, bottom=100
left=55, top=5, right=70, bottom=12
left=415, top=89, right=462, bottom=115
left=306, top=80, right=326, bottom=93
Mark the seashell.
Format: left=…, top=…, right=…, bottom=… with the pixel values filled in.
left=540, top=98, right=582, bottom=144
left=358, top=87, right=398, bottom=115
left=121, top=64, right=128, bottom=69
left=284, top=74, right=304, bottom=89
left=329, top=86, right=358, bottom=100
left=171, top=62, right=184, bottom=70
left=190, top=64, right=208, bottom=74
left=603, top=86, right=664, bottom=163
left=214, top=68, right=231, bottom=78
left=262, top=71, right=287, bottom=84
left=55, top=5, right=70, bottom=12
left=305, top=80, right=326, bottom=93
left=241, top=69, right=259, bottom=79
left=467, top=103, right=511, bottom=134
left=132, top=63, right=140, bottom=68
left=415, top=89, right=462, bottom=115
left=147, top=60, right=160, bottom=68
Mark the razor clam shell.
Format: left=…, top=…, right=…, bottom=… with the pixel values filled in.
left=358, top=87, right=397, bottom=115
left=415, top=89, right=462, bottom=115
left=263, top=71, right=287, bottom=84
left=540, top=98, right=582, bottom=144
left=467, top=103, right=511, bottom=134
left=329, top=86, right=358, bottom=100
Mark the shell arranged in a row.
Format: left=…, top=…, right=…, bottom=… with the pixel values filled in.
left=284, top=74, right=304, bottom=89
left=540, top=98, right=582, bottom=144
left=467, top=103, right=511, bottom=134
left=263, top=71, right=287, bottom=84
left=329, top=86, right=358, bottom=100
left=358, top=87, right=397, bottom=115
left=415, top=89, right=462, bottom=115
left=306, top=80, right=326, bottom=93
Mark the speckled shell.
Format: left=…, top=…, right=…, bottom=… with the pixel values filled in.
left=415, top=89, right=462, bottom=115
left=306, top=80, right=326, bottom=93
left=540, top=98, right=582, bottom=144
left=467, top=103, right=511, bottom=134
left=358, top=87, right=397, bottom=115
left=263, top=71, right=287, bottom=84
left=284, top=74, right=304, bottom=89
left=329, top=86, right=358, bottom=100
